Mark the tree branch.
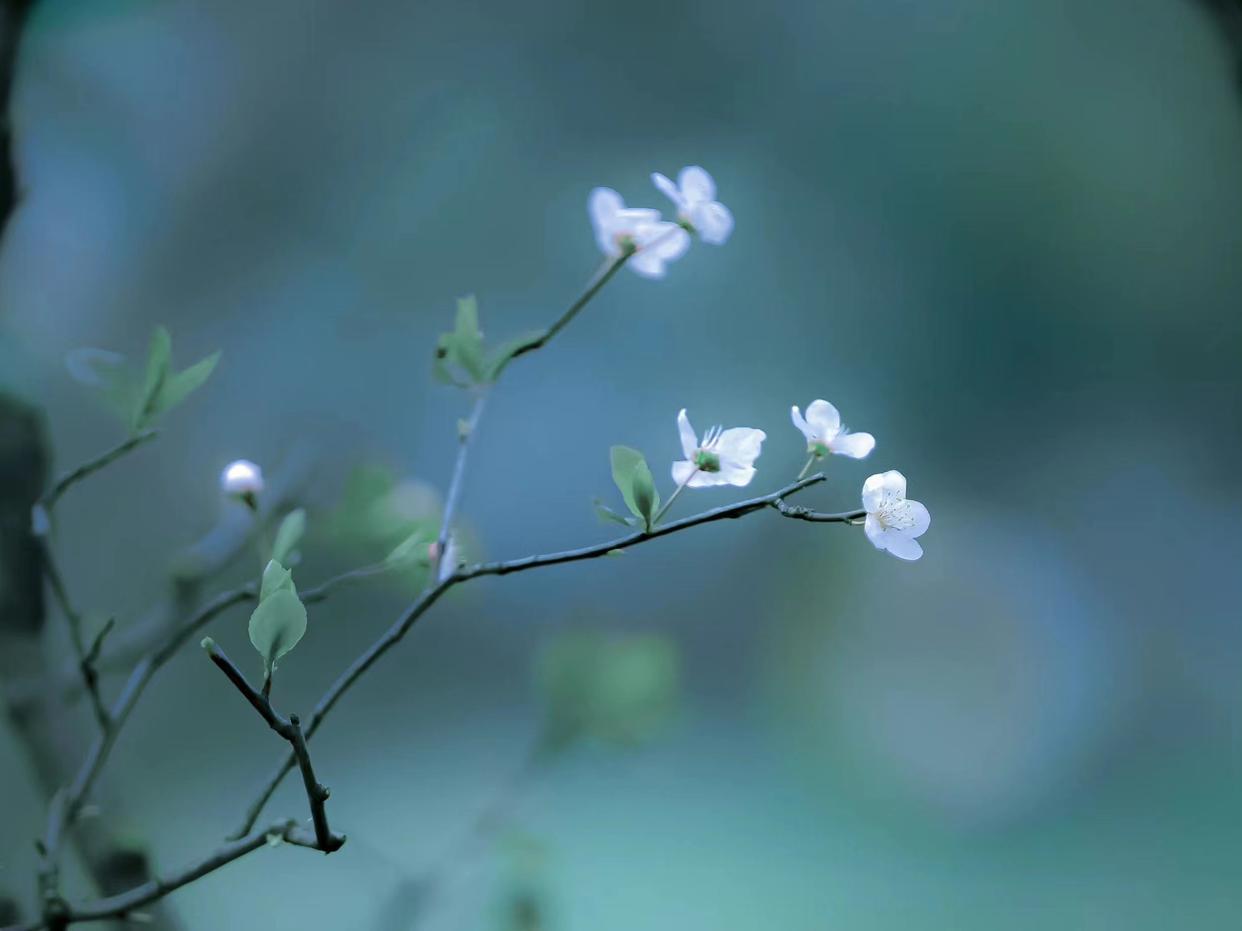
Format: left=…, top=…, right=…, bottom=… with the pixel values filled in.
left=769, top=499, right=865, bottom=523
left=434, top=391, right=487, bottom=580
left=202, top=642, right=344, bottom=853
left=504, top=253, right=630, bottom=365
left=36, top=561, right=379, bottom=885
left=37, top=545, right=109, bottom=732
left=3, top=821, right=321, bottom=931
left=34, top=430, right=157, bottom=520
left=231, top=472, right=843, bottom=837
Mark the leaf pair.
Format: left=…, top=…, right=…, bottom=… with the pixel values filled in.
left=248, top=560, right=308, bottom=680
left=606, top=446, right=660, bottom=532
left=433, top=295, right=543, bottom=388
left=67, top=326, right=220, bottom=434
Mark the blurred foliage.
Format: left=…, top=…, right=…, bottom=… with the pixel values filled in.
left=536, top=630, right=680, bottom=751
left=66, top=326, right=219, bottom=434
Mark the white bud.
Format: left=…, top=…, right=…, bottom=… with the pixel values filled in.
left=220, top=459, right=264, bottom=497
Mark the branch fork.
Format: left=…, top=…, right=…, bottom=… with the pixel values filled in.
left=201, top=641, right=345, bottom=854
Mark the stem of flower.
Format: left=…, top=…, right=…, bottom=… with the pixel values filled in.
left=797, top=454, right=817, bottom=480
left=652, top=469, right=697, bottom=526
left=504, top=252, right=632, bottom=365
left=435, top=390, right=488, bottom=578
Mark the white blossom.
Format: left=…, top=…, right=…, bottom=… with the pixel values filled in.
left=651, top=166, right=734, bottom=245
left=862, top=470, right=930, bottom=561
left=588, top=187, right=689, bottom=279
left=220, top=459, right=264, bottom=497
left=671, top=409, right=765, bottom=488
left=791, top=399, right=875, bottom=459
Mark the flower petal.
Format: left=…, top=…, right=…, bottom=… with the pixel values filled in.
left=716, top=427, right=766, bottom=468
left=903, top=499, right=930, bottom=538
left=616, top=207, right=662, bottom=227
left=628, top=249, right=668, bottom=278
left=672, top=459, right=698, bottom=485
left=717, top=462, right=757, bottom=487
left=678, top=165, right=715, bottom=202
left=635, top=222, right=690, bottom=261
left=829, top=431, right=875, bottom=459
left=589, top=187, right=623, bottom=228
left=677, top=409, right=698, bottom=461
left=804, top=399, right=841, bottom=439
left=687, top=200, right=734, bottom=245
left=790, top=405, right=814, bottom=442
left=862, top=470, right=906, bottom=512
left=882, top=533, right=924, bottom=561
left=651, top=172, right=683, bottom=208
left=864, top=514, right=887, bottom=549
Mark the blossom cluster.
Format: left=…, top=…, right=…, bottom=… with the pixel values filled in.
left=672, top=402, right=930, bottom=561
left=589, top=165, right=734, bottom=278
left=584, top=164, right=930, bottom=560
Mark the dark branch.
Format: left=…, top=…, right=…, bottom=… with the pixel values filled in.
left=231, top=472, right=843, bottom=837
left=770, top=499, right=865, bottom=523
left=499, top=252, right=630, bottom=370
left=202, top=642, right=344, bottom=853
left=35, top=431, right=157, bottom=519
left=6, top=821, right=319, bottom=930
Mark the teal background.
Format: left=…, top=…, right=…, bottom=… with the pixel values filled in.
left=2, top=0, right=1241, bottom=928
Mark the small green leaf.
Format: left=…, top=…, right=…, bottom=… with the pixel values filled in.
left=433, top=296, right=489, bottom=387
left=259, top=559, right=296, bottom=602
left=155, top=350, right=221, bottom=416
left=270, top=509, right=307, bottom=565
left=248, top=588, right=307, bottom=676
left=609, top=446, right=660, bottom=532
left=132, top=327, right=172, bottom=432
left=66, top=348, right=136, bottom=424
left=593, top=498, right=636, bottom=527
left=485, top=329, right=544, bottom=382
left=384, top=527, right=431, bottom=568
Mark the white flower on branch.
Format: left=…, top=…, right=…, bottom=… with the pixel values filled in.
left=671, top=409, right=766, bottom=488
left=651, top=166, right=734, bottom=245
left=588, top=187, right=689, bottom=279
left=220, top=459, right=264, bottom=497
left=862, top=470, right=930, bottom=561
left=791, top=399, right=875, bottom=459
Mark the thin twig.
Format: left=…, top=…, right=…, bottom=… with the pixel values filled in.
left=2, top=820, right=320, bottom=931
left=231, top=472, right=840, bottom=837
left=769, top=499, right=865, bottom=523
left=35, top=431, right=157, bottom=518
left=203, top=643, right=345, bottom=853
left=503, top=253, right=630, bottom=367
left=38, top=563, right=380, bottom=880
left=435, top=391, right=487, bottom=579
left=38, top=546, right=109, bottom=732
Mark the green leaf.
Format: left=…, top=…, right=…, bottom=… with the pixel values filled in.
left=247, top=588, right=308, bottom=676
left=485, top=329, right=544, bottom=382
left=259, top=559, right=297, bottom=602
left=270, top=509, right=307, bottom=565
left=132, top=327, right=172, bottom=432
left=609, top=446, right=660, bottom=532
left=593, top=498, right=636, bottom=527
left=384, top=527, right=431, bottom=568
left=155, top=350, right=221, bottom=416
left=433, top=295, right=490, bottom=387
left=66, top=349, right=137, bottom=424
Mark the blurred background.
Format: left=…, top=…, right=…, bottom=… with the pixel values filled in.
left=1, top=0, right=1240, bottom=928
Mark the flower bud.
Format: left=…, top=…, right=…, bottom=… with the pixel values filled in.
left=221, top=459, right=264, bottom=498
